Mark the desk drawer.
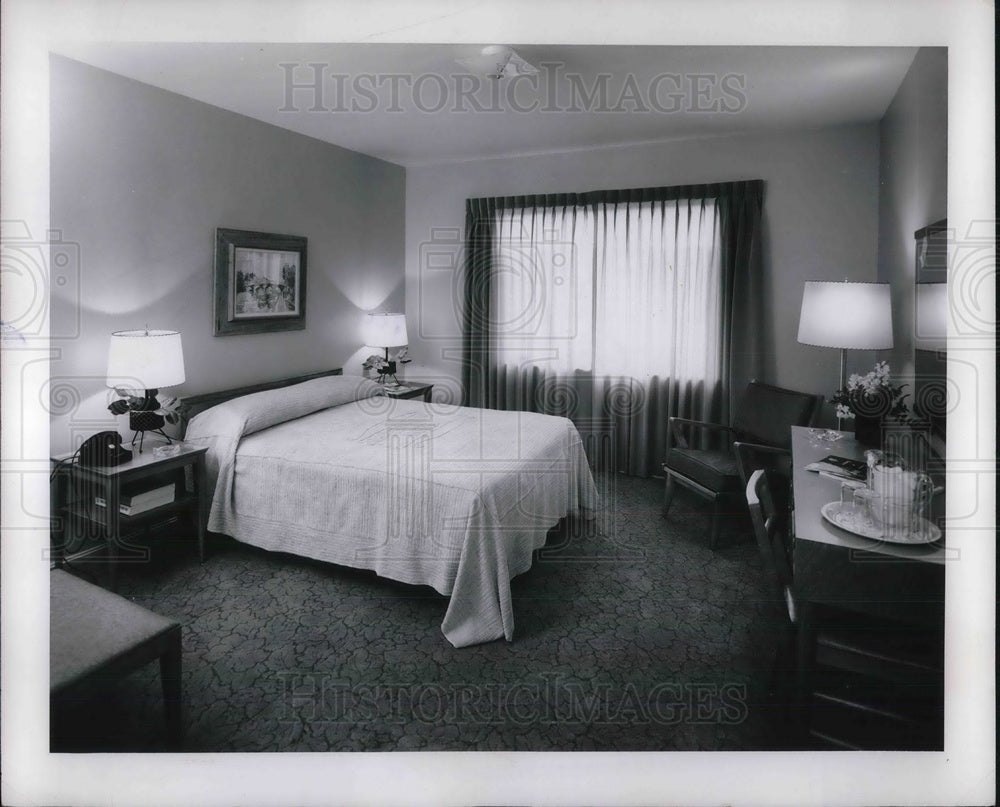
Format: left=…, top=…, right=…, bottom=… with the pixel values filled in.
left=808, top=670, right=943, bottom=750
left=794, top=539, right=945, bottom=628
left=815, top=629, right=942, bottom=686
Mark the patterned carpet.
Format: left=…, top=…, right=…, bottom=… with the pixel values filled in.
left=51, top=474, right=793, bottom=752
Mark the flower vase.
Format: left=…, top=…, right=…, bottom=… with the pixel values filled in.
left=853, top=414, right=882, bottom=447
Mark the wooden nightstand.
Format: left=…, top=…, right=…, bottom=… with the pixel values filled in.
left=51, top=442, right=209, bottom=591
left=379, top=383, right=433, bottom=402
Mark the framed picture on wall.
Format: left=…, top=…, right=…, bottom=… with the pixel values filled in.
left=214, top=228, right=307, bottom=335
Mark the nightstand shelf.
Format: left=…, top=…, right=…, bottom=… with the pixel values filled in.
left=51, top=442, right=209, bottom=591
left=379, top=383, right=434, bottom=402
left=65, top=492, right=202, bottom=528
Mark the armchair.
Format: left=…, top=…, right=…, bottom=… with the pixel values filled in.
left=662, top=380, right=821, bottom=548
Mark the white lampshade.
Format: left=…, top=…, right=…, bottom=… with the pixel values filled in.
left=364, top=313, right=408, bottom=348
left=915, top=283, right=948, bottom=351
left=107, top=329, right=186, bottom=390
left=797, top=281, right=894, bottom=349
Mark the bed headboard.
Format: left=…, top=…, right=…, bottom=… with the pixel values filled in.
left=176, top=367, right=343, bottom=438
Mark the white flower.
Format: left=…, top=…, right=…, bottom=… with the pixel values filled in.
left=836, top=403, right=855, bottom=420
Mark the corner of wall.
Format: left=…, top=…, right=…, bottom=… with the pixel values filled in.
left=876, top=47, right=948, bottom=383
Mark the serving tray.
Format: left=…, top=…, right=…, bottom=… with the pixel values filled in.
left=820, top=501, right=941, bottom=545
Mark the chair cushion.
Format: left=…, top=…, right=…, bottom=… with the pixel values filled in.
left=666, top=448, right=743, bottom=494
left=50, top=569, right=179, bottom=693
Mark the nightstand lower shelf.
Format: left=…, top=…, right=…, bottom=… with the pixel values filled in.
left=66, top=493, right=201, bottom=528
left=51, top=444, right=209, bottom=592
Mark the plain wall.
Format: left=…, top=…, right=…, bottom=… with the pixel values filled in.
left=49, top=56, right=405, bottom=454
left=404, top=123, right=881, bottom=423
left=877, top=48, right=948, bottom=380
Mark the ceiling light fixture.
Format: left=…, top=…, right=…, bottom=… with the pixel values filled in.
left=455, top=45, right=539, bottom=79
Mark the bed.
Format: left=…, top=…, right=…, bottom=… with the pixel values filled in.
left=181, top=370, right=599, bottom=647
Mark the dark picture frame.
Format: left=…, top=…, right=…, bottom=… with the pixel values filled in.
left=214, top=228, right=307, bottom=336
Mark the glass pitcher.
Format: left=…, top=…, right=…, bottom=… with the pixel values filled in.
left=863, top=450, right=935, bottom=537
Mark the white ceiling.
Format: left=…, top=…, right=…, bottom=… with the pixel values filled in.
left=53, top=43, right=917, bottom=166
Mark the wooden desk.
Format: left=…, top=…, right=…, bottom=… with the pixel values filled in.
left=791, top=426, right=945, bottom=628
left=791, top=427, right=944, bottom=749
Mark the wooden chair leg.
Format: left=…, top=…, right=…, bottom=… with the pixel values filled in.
left=793, top=602, right=815, bottom=742
left=107, top=546, right=119, bottom=593
left=767, top=625, right=800, bottom=744
left=160, top=628, right=183, bottom=747
left=663, top=474, right=677, bottom=515
left=710, top=501, right=722, bottom=549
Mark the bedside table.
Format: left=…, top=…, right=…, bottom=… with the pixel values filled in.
left=379, top=383, right=433, bottom=402
left=51, top=442, right=209, bottom=591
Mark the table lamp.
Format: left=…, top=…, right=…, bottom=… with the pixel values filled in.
left=797, top=281, right=894, bottom=427
left=364, top=313, right=408, bottom=386
left=107, top=328, right=186, bottom=451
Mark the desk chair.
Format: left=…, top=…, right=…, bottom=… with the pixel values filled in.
left=663, top=381, right=821, bottom=548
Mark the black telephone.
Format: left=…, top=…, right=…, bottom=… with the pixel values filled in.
left=79, top=431, right=133, bottom=467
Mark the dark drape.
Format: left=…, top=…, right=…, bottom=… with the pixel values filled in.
left=717, top=181, right=765, bottom=423
left=461, top=197, right=496, bottom=407
left=462, top=180, right=764, bottom=475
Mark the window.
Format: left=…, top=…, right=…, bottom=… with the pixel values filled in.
left=492, top=198, right=722, bottom=384
left=463, top=181, right=763, bottom=476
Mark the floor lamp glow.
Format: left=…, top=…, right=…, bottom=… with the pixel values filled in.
left=797, top=281, right=894, bottom=428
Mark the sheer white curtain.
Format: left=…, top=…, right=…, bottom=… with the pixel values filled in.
left=593, top=199, right=721, bottom=382
left=492, top=205, right=594, bottom=372
left=490, top=197, right=723, bottom=475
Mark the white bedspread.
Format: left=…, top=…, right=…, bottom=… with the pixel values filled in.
left=184, top=376, right=599, bottom=647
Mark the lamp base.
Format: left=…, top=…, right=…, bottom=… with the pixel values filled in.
left=853, top=415, right=882, bottom=448
left=129, top=410, right=166, bottom=433
left=376, top=356, right=399, bottom=387
left=130, top=425, right=173, bottom=454
left=129, top=401, right=172, bottom=454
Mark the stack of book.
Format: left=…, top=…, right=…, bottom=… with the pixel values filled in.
left=95, top=482, right=175, bottom=516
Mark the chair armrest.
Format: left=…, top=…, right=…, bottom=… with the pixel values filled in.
left=668, top=417, right=737, bottom=450
left=733, top=441, right=789, bottom=456
left=733, top=441, right=792, bottom=490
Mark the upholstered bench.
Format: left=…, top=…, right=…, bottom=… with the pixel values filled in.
left=50, top=569, right=183, bottom=746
